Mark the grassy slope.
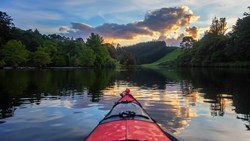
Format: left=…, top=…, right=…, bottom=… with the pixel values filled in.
left=143, top=48, right=183, bottom=67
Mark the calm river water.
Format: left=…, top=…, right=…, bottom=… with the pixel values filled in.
left=0, top=68, right=249, bottom=141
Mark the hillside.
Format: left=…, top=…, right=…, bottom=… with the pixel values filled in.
left=143, top=47, right=183, bottom=67
left=117, top=41, right=176, bottom=65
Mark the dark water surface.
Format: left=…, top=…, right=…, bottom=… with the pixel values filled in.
left=0, top=68, right=249, bottom=141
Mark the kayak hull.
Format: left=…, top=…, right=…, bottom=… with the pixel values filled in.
left=85, top=120, right=171, bottom=141
left=84, top=89, right=180, bottom=141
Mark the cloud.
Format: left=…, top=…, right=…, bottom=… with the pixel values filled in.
left=59, top=26, right=70, bottom=31
left=136, top=6, right=199, bottom=45
left=95, top=23, right=153, bottom=39
left=60, top=6, right=199, bottom=46
left=137, top=6, right=199, bottom=33
left=71, top=22, right=93, bottom=31
left=2, top=0, right=249, bottom=39
left=185, top=26, right=200, bottom=39
left=60, top=22, right=153, bottom=40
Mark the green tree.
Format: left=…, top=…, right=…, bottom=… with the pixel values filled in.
left=86, top=33, right=104, bottom=47
left=177, top=17, right=229, bottom=67
left=197, top=34, right=228, bottom=64
left=79, top=47, right=96, bottom=66
left=21, top=29, right=43, bottom=52
left=0, top=11, right=14, bottom=47
left=60, top=40, right=84, bottom=66
left=32, top=47, right=51, bottom=67
left=53, top=54, right=67, bottom=66
left=120, top=51, right=136, bottom=66
left=191, top=17, right=228, bottom=66
left=42, top=40, right=59, bottom=63
left=2, top=40, right=28, bottom=67
left=86, top=33, right=111, bottom=67
left=104, top=43, right=117, bottom=59
left=117, top=41, right=169, bottom=64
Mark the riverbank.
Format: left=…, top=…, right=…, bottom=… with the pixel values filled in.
left=142, top=61, right=250, bottom=68
left=2, top=66, right=93, bottom=70
left=2, top=61, right=250, bottom=70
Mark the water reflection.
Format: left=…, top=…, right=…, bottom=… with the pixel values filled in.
left=101, top=81, right=195, bottom=134
left=204, top=93, right=232, bottom=117
left=0, top=68, right=250, bottom=141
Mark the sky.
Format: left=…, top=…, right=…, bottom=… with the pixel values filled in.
left=0, top=0, right=249, bottom=46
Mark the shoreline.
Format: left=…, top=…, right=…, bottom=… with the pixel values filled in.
left=2, top=61, right=250, bottom=70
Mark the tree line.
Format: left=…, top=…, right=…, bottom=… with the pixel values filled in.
left=0, top=11, right=118, bottom=68
left=177, top=7, right=250, bottom=67
left=0, top=11, right=175, bottom=68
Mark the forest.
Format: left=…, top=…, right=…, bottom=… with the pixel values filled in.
left=0, top=11, right=172, bottom=68
left=1, top=7, right=250, bottom=68
left=0, top=11, right=119, bottom=68
left=176, top=7, right=250, bottom=67
left=117, top=41, right=176, bottom=65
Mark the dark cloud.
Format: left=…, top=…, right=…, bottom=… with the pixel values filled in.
left=96, top=23, right=153, bottom=39
left=137, top=6, right=198, bottom=33
left=59, top=6, right=199, bottom=45
left=60, top=22, right=153, bottom=40
left=71, top=22, right=93, bottom=31
left=59, top=26, right=69, bottom=31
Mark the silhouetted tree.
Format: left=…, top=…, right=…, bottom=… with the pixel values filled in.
left=104, top=43, right=117, bottom=59
left=206, top=17, right=227, bottom=36
left=120, top=51, right=136, bottom=66
left=0, top=11, right=14, bottom=47
left=180, top=36, right=196, bottom=48
left=230, top=6, right=250, bottom=61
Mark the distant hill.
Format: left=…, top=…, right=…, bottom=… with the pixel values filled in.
left=143, top=47, right=183, bottom=67
left=117, top=41, right=176, bottom=65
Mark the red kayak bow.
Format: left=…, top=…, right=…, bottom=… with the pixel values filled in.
left=85, top=88, right=181, bottom=141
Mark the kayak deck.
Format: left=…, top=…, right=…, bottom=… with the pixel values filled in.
left=86, top=120, right=171, bottom=141
left=84, top=88, right=181, bottom=141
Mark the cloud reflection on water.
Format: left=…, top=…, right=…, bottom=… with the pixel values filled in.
left=100, top=81, right=199, bottom=134
left=0, top=68, right=250, bottom=141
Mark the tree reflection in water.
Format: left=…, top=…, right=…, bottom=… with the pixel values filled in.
left=203, top=93, right=232, bottom=117
left=0, top=67, right=250, bottom=139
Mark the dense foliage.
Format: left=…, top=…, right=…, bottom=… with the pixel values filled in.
left=117, top=41, right=176, bottom=65
left=0, top=11, right=14, bottom=46
left=0, top=11, right=176, bottom=68
left=177, top=8, right=250, bottom=67
left=1, top=7, right=249, bottom=68
left=0, top=11, right=118, bottom=68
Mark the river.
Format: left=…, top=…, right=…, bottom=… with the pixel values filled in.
left=0, top=67, right=249, bottom=141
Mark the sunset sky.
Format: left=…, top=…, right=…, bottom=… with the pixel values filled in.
left=1, top=0, right=249, bottom=46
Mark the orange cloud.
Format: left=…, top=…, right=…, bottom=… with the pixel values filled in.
left=60, top=6, right=199, bottom=46
left=185, top=26, right=200, bottom=39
